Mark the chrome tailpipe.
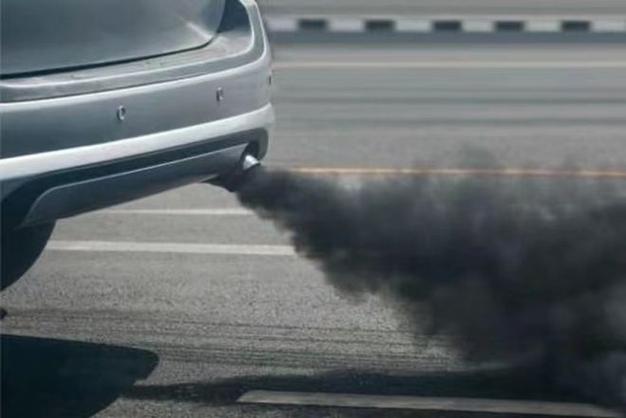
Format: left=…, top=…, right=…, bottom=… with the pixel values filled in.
left=241, top=154, right=261, bottom=172
left=208, top=154, right=261, bottom=192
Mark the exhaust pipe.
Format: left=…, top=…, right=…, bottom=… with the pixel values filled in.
left=208, top=154, right=261, bottom=192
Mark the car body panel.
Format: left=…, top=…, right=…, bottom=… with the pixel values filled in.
left=0, top=0, right=272, bottom=227
left=0, top=0, right=261, bottom=102
left=0, top=105, right=272, bottom=198
left=1, top=0, right=225, bottom=76
left=0, top=52, right=271, bottom=159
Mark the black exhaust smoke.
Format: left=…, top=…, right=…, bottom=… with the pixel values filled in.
left=235, top=165, right=626, bottom=408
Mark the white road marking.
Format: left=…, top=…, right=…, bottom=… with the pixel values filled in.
left=264, top=16, right=626, bottom=34
left=526, top=20, right=561, bottom=32
left=238, top=391, right=621, bottom=417
left=266, top=17, right=298, bottom=32
left=462, top=20, right=495, bottom=32
left=274, top=61, right=626, bottom=70
left=329, top=17, right=365, bottom=32
left=593, top=20, right=626, bottom=32
left=395, top=19, right=432, bottom=33
left=100, top=208, right=254, bottom=216
left=47, top=241, right=295, bottom=256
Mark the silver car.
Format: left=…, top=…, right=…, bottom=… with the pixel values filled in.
left=0, top=0, right=273, bottom=289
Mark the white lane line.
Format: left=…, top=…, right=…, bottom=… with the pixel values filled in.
left=238, top=391, right=621, bottom=417
left=47, top=241, right=295, bottom=256
left=329, top=17, right=365, bottom=32
left=462, top=20, right=495, bottom=32
left=265, top=16, right=626, bottom=34
left=100, top=208, right=254, bottom=216
left=266, top=17, right=298, bottom=32
left=395, top=19, right=432, bottom=33
left=526, top=20, right=561, bottom=32
left=274, top=61, right=626, bottom=70
left=593, top=20, right=626, bottom=32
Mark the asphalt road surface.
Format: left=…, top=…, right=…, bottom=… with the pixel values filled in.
left=258, top=0, right=626, bottom=16
left=3, top=41, right=626, bottom=417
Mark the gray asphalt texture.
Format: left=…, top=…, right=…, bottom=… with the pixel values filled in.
left=3, top=41, right=626, bottom=417
left=258, top=0, right=626, bottom=16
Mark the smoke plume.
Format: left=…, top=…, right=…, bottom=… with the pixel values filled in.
left=236, top=165, right=626, bottom=408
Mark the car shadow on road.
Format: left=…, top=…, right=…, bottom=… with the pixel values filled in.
left=1, top=334, right=159, bottom=418
left=124, top=365, right=586, bottom=417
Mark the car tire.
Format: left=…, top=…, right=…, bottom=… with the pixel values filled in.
left=1, top=222, right=55, bottom=290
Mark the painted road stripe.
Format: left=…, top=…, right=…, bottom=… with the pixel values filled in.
left=47, top=241, right=295, bottom=256
left=283, top=167, right=626, bottom=179
left=267, top=16, right=298, bottom=32
left=238, top=391, right=621, bottom=417
left=526, top=20, right=561, bottom=32
left=266, top=16, right=626, bottom=34
left=101, top=208, right=254, bottom=216
left=462, top=20, right=494, bottom=33
left=329, top=17, right=365, bottom=32
left=274, top=61, right=626, bottom=70
left=395, top=19, right=432, bottom=33
left=593, top=20, right=626, bottom=32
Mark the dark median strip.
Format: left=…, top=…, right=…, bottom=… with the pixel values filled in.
left=298, top=18, right=328, bottom=31
left=365, top=19, right=395, bottom=32
left=495, top=21, right=525, bottom=32
left=561, top=20, right=591, bottom=32
left=433, top=20, right=462, bottom=32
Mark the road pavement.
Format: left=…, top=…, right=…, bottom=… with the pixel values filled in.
left=3, top=42, right=626, bottom=417
left=258, top=0, right=626, bottom=17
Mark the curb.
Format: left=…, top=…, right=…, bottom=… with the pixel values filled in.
left=266, top=16, right=626, bottom=34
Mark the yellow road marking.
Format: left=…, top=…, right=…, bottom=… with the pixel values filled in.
left=274, top=61, right=626, bottom=70
left=281, top=166, right=626, bottom=179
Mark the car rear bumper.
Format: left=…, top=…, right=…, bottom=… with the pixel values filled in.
left=1, top=105, right=272, bottom=227
left=17, top=126, right=270, bottom=228
left=0, top=0, right=273, bottom=226
left=0, top=0, right=271, bottom=158
left=0, top=104, right=273, bottom=191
